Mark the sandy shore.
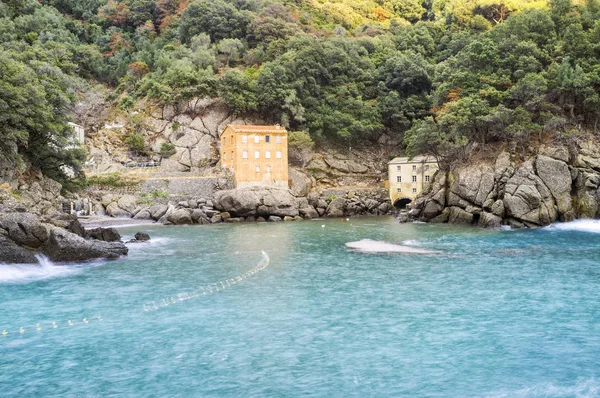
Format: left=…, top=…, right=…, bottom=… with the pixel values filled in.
left=78, top=216, right=158, bottom=229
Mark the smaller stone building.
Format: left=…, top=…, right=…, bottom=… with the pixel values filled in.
left=388, top=156, right=438, bottom=208
left=220, top=125, right=289, bottom=188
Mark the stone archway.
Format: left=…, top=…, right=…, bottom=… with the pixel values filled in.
left=393, top=197, right=413, bottom=209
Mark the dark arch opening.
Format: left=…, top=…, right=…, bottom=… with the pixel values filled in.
left=394, top=197, right=413, bottom=209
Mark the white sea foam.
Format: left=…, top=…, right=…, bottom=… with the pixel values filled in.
left=484, top=378, right=600, bottom=398
left=0, top=255, right=81, bottom=284
left=345, top=239, right=439, bottom=254
left=402, top=239, right=422, bottom=246
left=546, top=219, right=600, bottom=234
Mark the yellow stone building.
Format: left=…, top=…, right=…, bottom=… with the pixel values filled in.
left=220, top=125, right=289, bottom=188
left=388, top=156, right=438, bottom=208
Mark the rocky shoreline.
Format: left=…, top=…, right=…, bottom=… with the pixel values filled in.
left=0, top=182, right=392, bottom=264
left=74, top=186, right=392, bottom=226
left=405, top=141, right=600, bottom=228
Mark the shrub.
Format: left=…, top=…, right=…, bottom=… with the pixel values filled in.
left=124, top=133, right=146, bottom=153
left=159, top=142, right=177, bottom=158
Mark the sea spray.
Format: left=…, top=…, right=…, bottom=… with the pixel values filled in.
left=545, top=219, right=600, bottom=234
left=0, top=254, right=81, bottom=284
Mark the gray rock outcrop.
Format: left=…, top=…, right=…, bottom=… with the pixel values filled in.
left=214, top=187, right=300, bottom=218
left=0, top=211, right=128, bottom=264
left=408, top=141, right=600, bottom=228
left=44, top=228, right=128, bottom=262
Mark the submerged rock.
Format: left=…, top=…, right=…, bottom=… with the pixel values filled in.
left=128, top=231, right=151, bottom=243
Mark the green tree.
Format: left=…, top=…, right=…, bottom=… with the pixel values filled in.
left=179, top=0, right=253, bottom=43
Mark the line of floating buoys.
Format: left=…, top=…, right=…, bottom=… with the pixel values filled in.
left=1, top=316, right=103, bottom=338
left=2, top=252, right=270, bottom=337
left=143, top=251, right=270, bottom=313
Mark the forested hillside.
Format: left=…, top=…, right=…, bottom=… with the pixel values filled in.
left=1, top=0, right=600, bottom=183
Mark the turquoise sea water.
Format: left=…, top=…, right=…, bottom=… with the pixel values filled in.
left=1, top=217, right=600, bottom=397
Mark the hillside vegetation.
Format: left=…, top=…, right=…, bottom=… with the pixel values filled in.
left=1, top=0, right=600, bottom=184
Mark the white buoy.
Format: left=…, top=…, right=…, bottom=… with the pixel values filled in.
left=19, top=327, right=24, bottom=334
left=52, top=322, right=57, bottom=329
left=83, top=318, right=88, bottom=324
left=68, top=320, right=73, bottom=326
left=322, top=225, right=325, bottom=228
left=2, top=330, right=7, bottom=336
left=36, top=324, right=41, bottom=331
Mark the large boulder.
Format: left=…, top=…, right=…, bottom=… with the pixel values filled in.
left=117, top=195, right=137, bottom=214
left=214, top=187, right=299, bottom=218
left=133, top=209, right=153, bottom=220
left=106, top=202, right=131, bottom=218
left=289, top=168, right=313, bottom=197
left=149, top=204, right=169, bottom=220
left=325, top=197, right=346, bottom=217
left=0, top=212, right=48, bottom=249
left=85, top=227, right=122, bottom=242
left=503, top=161, right=557, bottom=225
left=44, top=228, right=128, bottom=262
left=167, top=209, right=193, bottom=225
left=535, top=155, right=573, bottom=218
left=0, top=236, right=38, bottom=264
left=450, top=164, right=495, bottom=207
left=323, top=155, right=369, bottom=173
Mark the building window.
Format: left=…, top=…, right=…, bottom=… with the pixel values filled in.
left=425, top=175, right=430, bottom=182
left=412, top=176, right=417, bottom=182
left=242, top=135, right=248, bottom=143
left=396, top=166, right=401, bottom=172
left=424, top=165, right=429, bottom=171
left=396, top=176, right=401, bottom=183
left=266, top=135, right=270, bottom=143
left=223, top=137, right=226, bottom=145
left=242, top=150, right=248, bottom=159
left=254, top=150, right=260, bottom=159
left=223, top=152, right=226, bottom=160
left=397, top=188, right=402, bottom=193
left=412, top=188, right=417, bottom=193
left=266, top=166, right=271, bottom=173
left=276, top=136, right=281, bottom=144
left=265, top=150, right=271, bottom=159
left=255, top=166, right=260, bottom=173
left=276, top=151, right=282, bottom=159
left=254, top=135, right=260, bottom=143
left=412, top=165, right=417, bottom=171
left=231, top=135, right=234, bottom=143
left=231, top=151, right=233, bottom=160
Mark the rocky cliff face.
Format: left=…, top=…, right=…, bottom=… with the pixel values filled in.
left=408, top=141, right=600, bottom=228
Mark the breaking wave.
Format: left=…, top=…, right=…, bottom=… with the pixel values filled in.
left=0, top=255, right=82, bottom=284
left=546, top=219, right=600, bottom=234
left=345, top=239, right=439, bottom=254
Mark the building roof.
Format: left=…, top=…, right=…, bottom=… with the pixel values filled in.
left=227, top=124, right=287, bottom=134
left=388, top=156, right=437, bottom=165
